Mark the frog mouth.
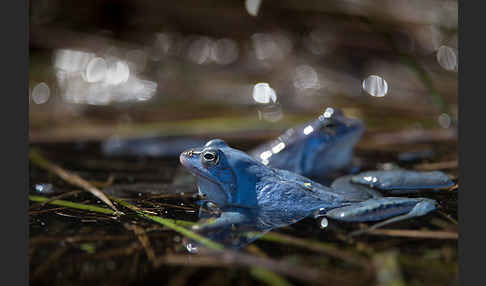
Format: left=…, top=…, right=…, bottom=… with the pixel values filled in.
left=179, top=152, right=218, bottom=184
left=179, top=151, right=230, bottom=203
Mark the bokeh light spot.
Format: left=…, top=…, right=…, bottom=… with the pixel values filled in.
left=31, top=82, right=50, bottom=104
left=252, top=82, right=277, bottom=104
left=362, top=75, right=389, bottom=97
left=436, top=45, right=457, bottom=72
left=85, top=57, right=107, bottom=83
left=293, top=65, right=319, bottom=90
left=245, top=0, right=262, bottom=17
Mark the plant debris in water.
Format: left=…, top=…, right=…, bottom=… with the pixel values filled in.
left=29, top=131, right=457, bottom=286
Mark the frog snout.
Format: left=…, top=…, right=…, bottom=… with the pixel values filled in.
left=179, top=150, right=193, bottom=166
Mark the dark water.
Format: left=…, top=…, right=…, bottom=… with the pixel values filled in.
left=29, top=135, right=458, bottom=286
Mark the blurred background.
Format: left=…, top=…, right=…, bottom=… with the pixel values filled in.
left=29, top=0, right=458, bottom=144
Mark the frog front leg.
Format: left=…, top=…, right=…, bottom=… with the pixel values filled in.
left=197, top=201, right=222, bottom=220
left=192, top=211, right=249, bottom=232
left=350, top=170, right=454, bottom=194
left=322, top=197, right=437, bottom=236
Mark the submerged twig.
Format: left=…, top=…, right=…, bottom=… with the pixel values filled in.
left=29, top=195, right=220, bottom=250
left=125, top=224, right=158, bottom=265
left=367, top=229, right=458, bottom=239
left=108, top=195, right=158, bottom=215
left=29, top=207, right=67, bottom=215
left=89, top=175, right=115, bottom=188
left=139, top=199, right=196, bottom=211
left=29, top=149, right=120, bottom=213
left=437, top=210, right=458, bottom=225
left=39, top=190, right=82, bottom=207
left=149, top=193, right=197, bottom=200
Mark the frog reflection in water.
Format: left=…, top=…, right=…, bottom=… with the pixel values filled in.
left=180, top=139, right=445, bottom=249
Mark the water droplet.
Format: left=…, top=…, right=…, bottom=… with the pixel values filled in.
left=34, top=183, right=54, bottom=194
left=319, top=218, right=329, bottom=229
left=31, top=82, right=50, bottom=104
left=436, top=45, right=457, bottom=72
left=185, top=242, right=199, bottom=254
left=362, top=75, right=388, bottom=97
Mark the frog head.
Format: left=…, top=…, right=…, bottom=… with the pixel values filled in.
left=298, top=107, right=365, bottom=177
left=180, top=139, right=265, bottom=208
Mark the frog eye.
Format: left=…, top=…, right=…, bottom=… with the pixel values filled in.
left=201, top=150, right=219, bottom=165
left=323, top=120, right=337, bottom=129
left=325, top=122, right=336, bottom=128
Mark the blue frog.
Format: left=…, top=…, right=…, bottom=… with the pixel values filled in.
left=180, top=139, right=441, bottom=248
left=249, top=107, right=364, bottom=180
left=250, top=107, right=453, bottom=195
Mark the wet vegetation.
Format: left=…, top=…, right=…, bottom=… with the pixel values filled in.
left=29, top=124, right=458, bottom=285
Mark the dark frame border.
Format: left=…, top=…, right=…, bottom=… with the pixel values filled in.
left=1, top=0, right=29, bottom=285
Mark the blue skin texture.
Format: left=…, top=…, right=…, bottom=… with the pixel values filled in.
left=180, top=139, right=438, bottom=247
left=249, top=107, right=365, bottom=180
left=350, top=170, right=454, bottom=193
